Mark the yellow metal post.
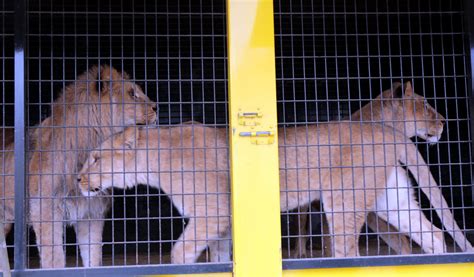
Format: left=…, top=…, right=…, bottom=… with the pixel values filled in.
left=227, top=0, right=282, bottom=276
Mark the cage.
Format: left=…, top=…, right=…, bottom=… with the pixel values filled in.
left=24, top=0, right=229, bottom=269
left=0, top=0, right=472, bottom=276
left=275, top=0, right=474, bottom=263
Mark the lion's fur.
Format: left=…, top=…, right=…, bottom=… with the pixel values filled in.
left=0, top=128, right=14, bottom=146
left=0, top=128, right=36, bottom=236
left=350, top=81, right=445, bottom=252
left=78, top=98, right=471, bottom=262
left=1, top=65, right=157, bottom=268
left=277, top=121, right=472, bottom=256
left=293, top=82, right=446, bottom=257
left=79, top=126, right=230, bottom=263
left=0, top=131, right=16, bottom=236
left=351, top=82, right=444, bottom=143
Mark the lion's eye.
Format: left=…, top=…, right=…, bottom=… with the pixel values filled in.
left=129, top=89, right=138, bottom=99
left=93, top=156, right=100, bottom=163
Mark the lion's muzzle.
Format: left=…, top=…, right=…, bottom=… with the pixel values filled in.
left=77, top=175, right=101, bottom=197
left=147, top=103, right=158, bottom=124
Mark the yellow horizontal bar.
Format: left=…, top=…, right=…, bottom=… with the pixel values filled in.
left=283, top=263, right=474, bottom=277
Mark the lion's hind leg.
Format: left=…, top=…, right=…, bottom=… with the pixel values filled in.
left=171, top=201, right=231, bottom=265
left=171, top=217, right=221, bottom=264
left=322, top=196, right=367, bottom=257
left=321, top=187, right=366, bottom=256
left=322, top=166, right=381, bottom=257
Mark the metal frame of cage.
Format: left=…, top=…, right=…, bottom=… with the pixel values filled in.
left=4, top=0, right=474, bottom=276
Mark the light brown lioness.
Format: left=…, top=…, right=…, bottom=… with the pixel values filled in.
left=292, top=82, right=445, bottom=257
left=0, top=65, right=157, bottom=268
left=78, top=113, right=471, bottom=261
left=78, top=125, right=230, bottom=263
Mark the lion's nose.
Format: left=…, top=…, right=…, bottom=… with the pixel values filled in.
left=77, top=177, right=82, bottom=183
left=152, top=104, right=157, bottom=113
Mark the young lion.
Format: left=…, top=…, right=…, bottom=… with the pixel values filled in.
left=78, top=126, right=230, bottom=263
left=77, top=110, right=471, bottom=262
left=0, top=65, right=157, bottom=268
left=292, top=82, right=444, bottom=257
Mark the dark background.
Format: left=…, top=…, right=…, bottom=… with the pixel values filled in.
left=0, top=0, right=472, bottom=266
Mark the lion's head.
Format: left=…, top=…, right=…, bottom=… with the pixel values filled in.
left=353, top=81, right=445, bottom=144
left=77, top=127, right=141, bottom=196
left=78, top=65, right=157, bottom=129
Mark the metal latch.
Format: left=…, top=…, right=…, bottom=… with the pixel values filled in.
left=239, top=130, right=275, bottom=145
left=238, top=111, right=262, bottom=126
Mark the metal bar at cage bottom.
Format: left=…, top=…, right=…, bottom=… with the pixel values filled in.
left=282, top=263, right=474, bottom=277
left=226, top=0, right=282, bottom=276
left=14, top=0, right=27, bottom=272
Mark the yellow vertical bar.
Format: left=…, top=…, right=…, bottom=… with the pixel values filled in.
left=226, top=0, right=282, bottom=277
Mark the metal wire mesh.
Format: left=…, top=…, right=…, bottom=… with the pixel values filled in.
left=276, top=0, right=473, bottom=260
left=20, top=0, right=230, bottom=269
left=0, top=0, right=472, bottom=274
left=0, top=0, right=14, bottom=269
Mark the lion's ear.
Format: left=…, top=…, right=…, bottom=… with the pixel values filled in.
left=404, top=81, right=413, bottom=97
left=391, top=82, right=403, bottom=98
left=122, top=127, right=139, bottom=149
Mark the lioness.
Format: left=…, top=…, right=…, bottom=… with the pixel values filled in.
left=79, top=126, right=230, bottom=263
left=77, top=113, right=471, bottom=261
left=292, top=82, right=444, bottom=257
left=0, top=65, right=157, bottom=268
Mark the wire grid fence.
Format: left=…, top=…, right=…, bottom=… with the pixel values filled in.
left=276, top=0, right=473, bottom=259
left=0, top=0, right=473, bottom=273
left=0, top=0, right=14, bottom=269
left=2, top=0, right=230, bottom=269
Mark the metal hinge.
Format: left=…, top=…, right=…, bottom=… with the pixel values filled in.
left=238, top=111, right=263, bottom=126
left=237, top=110, right=275, bottom=144
left=239, top=130, right=275, bottom=145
